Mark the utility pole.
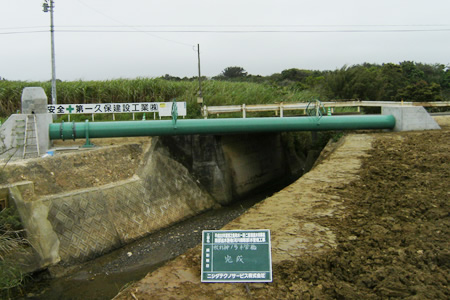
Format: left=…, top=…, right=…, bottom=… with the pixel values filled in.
left=197, top=44, right=203, bottom=105
left=43, top=0, right=57, bottom=105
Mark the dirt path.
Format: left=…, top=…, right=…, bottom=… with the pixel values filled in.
left=114, top=125, right=449, bottom=299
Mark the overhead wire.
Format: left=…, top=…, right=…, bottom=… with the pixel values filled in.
left=3, top=24, right=449, bottom=29
left=2, top=27, right=449, bottom=35
left=1, top=21, right=449, bottom=35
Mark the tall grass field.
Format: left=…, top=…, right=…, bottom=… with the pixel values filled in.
left=0, top=78, right=320, bottom=119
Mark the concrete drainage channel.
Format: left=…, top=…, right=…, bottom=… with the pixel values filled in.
left=21, top=189, right=275, bottom=299
left=2, top=131, right=324, bottom=299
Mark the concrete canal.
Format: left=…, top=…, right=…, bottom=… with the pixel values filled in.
left=1, top=130, right=326, bottom=299
left=21, top=190, right=272, bottom=299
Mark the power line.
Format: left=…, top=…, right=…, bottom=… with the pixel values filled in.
left=0, top=30, right=48, bottom=35
left=62, top=24, right=450, bottom=28
left=2, top=28, right=449, bottom=35
left=0, top=26, right=48, bottom=30
left=2, top=24, right=450, bottom=30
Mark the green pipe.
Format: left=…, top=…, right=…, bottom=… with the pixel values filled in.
left=49, top=115, right=395, bottom=140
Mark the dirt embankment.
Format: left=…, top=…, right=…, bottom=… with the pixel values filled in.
left=265, top=130, right=449, bottom=299
left=115, top=125, right=449, bottom=299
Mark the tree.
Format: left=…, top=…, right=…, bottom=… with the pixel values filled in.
left=379, top=63, right=405, bottom=101
left=220, top=66, right=248, bottom=79
left=441, top=67, right=450, bottom=90
left=161, top=74, right=181, bottom=81
left=398, top=80, right=442, bottom=102
left=323, top=65, right=382, bottom=100
left=280, top=68, right=312, bottom=82
left=415, top=63, right=445, bottom=84
left=400, top=61, right=425, bottom=83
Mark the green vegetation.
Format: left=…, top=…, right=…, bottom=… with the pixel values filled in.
left=1, top=61, right=447, bottom=119
left=0, top=207, right=27, bottom=294
left=0, top=79, right=316, bottom=119
left=0, top=159, right=28, bottom=294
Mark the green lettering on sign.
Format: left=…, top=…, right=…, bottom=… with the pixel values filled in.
left=201, top=229, right=272, bottom=282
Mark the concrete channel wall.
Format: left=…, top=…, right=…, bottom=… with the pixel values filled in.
left=4, top=132, right=303, bottom=270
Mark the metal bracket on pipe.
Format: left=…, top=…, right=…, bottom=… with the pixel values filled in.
left=171, top=99, right=178, bottom=129
left=82, top=119, right=94, bottom=148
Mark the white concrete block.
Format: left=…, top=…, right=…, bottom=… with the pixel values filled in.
left=382, top=106, right=441, bottom=132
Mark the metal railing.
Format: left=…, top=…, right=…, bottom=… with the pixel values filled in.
left=201, top=100, right=450, bottom=118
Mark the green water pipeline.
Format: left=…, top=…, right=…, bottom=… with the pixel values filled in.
left=49, top=115, right=395, bottom=140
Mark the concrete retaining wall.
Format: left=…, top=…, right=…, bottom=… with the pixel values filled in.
left=9, top=141, right=216, bottom=268
left=6, top=133, right=304, bottom=269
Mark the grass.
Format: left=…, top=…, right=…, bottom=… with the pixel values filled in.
left=0, top=78, right=361, bottom=122
left=0, top=158, right=28, bottom=293
left=0, top=78, right=323, bottom=119
left=0, top=260, right=26, bottom=294
left=0, top=211, right=28, bottom=293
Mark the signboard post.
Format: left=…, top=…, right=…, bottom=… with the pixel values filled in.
left=201, top=229, right=272, bottom=283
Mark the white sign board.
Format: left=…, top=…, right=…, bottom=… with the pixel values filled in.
left=158, top=102, right=187, bottom=117
left=47, top=102, right=186, bottom=116
left=201, top=229, right=272, bottom=283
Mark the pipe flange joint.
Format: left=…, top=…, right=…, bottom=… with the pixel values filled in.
left=72, top=121, right=76, bottom=141
left=60, top=120, right=65, bottom=141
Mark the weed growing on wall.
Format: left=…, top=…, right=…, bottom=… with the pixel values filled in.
left=0, top=159, right=28, bottom=293
left=0, top=221, right=28, bottom=293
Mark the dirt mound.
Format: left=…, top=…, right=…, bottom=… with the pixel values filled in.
left=265, top=130, right=450, bottom=299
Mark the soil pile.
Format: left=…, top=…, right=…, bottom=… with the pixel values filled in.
left=267, top=130, right=450, bottom=299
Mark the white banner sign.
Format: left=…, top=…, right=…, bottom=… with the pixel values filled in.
left=47, top=102, right=186, bottom=116
left=158, top=102, right=187, bottom=117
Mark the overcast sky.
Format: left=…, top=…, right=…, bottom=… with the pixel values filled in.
left=1, top=0, right=449, bottom=81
